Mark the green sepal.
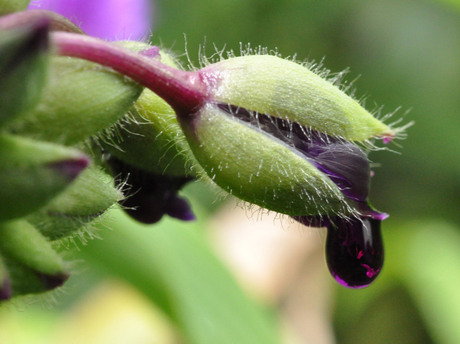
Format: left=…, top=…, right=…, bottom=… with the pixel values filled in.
left=183, top=103, right=349, bottom=217
left=0, top=219, right=68, bottom=299
left=9, top=55, right=143, bottom=145
left=0, top=0, right=31, bottom=15
left=203, top=55, right=394, bottom=142
left=104, top=42, right=193, bottom=176
left=0, top=133, right=88, bottom=221
left=0, top=17, right=49, bottom=127
left=28, top=166, right=123, bottom=240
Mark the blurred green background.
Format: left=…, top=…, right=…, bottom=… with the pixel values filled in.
left=1, top=0, right=459, bottom=343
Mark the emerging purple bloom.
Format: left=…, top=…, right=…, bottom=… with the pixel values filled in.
left=28, top=0, right=153, bottom=40
left=108, top=157, right=195, bottom=224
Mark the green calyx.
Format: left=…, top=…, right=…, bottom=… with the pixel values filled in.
left=201, top=55, right=394, bottom=142
left=28, top=165, right=123, bottom=240
left=184, top=103, right=348, bottom=217
left=0, top=133, right=88, bottom=221
left=0, top=219, right=68, bottom=299
left=103, top=42, right=193, bottom=176
left=0, top=17, right=49, bottom=127
left=9, top=55, right=143, bottom=145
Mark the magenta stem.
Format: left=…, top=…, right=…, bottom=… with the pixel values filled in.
left=51, top=32, right=207, bottom=115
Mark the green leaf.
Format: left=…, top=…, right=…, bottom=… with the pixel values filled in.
left=387, top=220, right=460, bottom=344
left=80, top=209, right=282, bottom=344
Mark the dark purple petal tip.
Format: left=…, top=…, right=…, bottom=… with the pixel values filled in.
left=307, top=141, right=370, bottom=202
left=0, top=279, right=12, bottom=301
left=165, top=196, right=196, bottom=221
left=326, top=217, right=384, bottom=288
left=37, top=271, right=70, bottom=290
left=109, top=157, right=195, bottom=224
left=218, top=104, right=371, bottom=204
left=47, top=156, right=90, bottom=181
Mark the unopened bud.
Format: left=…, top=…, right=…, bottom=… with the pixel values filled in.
left=28, top=165, right=123, bottom=240
left=0, top=133, right=88, bottom=220
left=9, top=55, right=143, bottom=145
left=0, top=219, right=68, bottom=299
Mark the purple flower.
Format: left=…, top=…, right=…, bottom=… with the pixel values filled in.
left=28, top=0, right=153, bottom=40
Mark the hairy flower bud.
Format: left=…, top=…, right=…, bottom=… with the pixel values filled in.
left=9, top=53, right=143, bottom=145
left=28, top=165, right=122, bottom=240
left=105, top=42, right=193, bottom=177
left=98, top=43, right=196, bottom=224
left=199, top=55, right=394, bottom=142
left=52, top=34, right=407, bottom=288
left=175, top=55, right=396, bottom=220
left=0, top=133, right=88, bottom=221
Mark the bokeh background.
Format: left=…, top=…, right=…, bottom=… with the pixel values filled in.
left=1, top=0, right=459, bottom=343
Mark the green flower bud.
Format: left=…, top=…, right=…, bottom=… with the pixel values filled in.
left=104, top=42, right=192, bottom=176
left=0, top=219, right=68, bottom=300
left=182, top=103, right=347, bottom=216
left=200, top=55, right=394, bottom=142
left=9, top=55, right=143, bottom=145
left=96, top=43, right=196, bottom=224
left=0, top=16, right=49, bottom=127
left=0, top=133, right=88, bottom=221
left=0, top=0, right=30, bottom=15
left=52, top=34, right=405, bottom=288
left=28, top=165, right=123, bottom=240
left=176, top=55, right=397, bottom=217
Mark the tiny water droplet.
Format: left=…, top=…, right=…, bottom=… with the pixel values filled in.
left=326, top=217, right=383, bottom=288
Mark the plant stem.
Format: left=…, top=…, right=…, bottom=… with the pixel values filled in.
left=51, top=32, right=207, bottom=115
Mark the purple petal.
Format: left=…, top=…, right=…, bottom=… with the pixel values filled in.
left=304, top=140, right=370, bottom=202
left=28, top=0, right=154, bottom=41
left=165, top=196, right=196, bottom=221
left=108, top=157, right=195, bottom=224
left=219, top=104, right=371, bottom=203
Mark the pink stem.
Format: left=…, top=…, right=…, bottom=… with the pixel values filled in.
left=51, top=32, right=207, bottom=115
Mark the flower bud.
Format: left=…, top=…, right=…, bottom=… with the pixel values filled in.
left=199, top=55, right=394, bottom=142
left=108, top=156, right=195, bottom=224
left=0, top=16, right=49, bottom=127
left=28, top=165, right=123, bottom=240
left=0, top=219, right=68, bottom=300
left=174, top=55, right=397, bottom=220
left=104, top=42, right=193, bottom=177
left=9, top=54, right=143, bottom=145
left=51, top=37, right=405, bottom=288
left=0, top=133, right=88, bottom=221
left=98, top=43, right=196, bottom=224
